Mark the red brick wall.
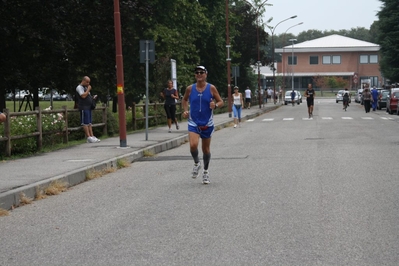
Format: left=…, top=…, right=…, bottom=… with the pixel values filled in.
left=278, top=51, right=381, bottom=82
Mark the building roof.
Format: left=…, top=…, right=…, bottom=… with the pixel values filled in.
left=275, top=34, right=380, bottom=53
left=261, top=72, right=355, bottom=78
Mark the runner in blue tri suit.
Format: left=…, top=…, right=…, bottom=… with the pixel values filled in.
left=182, top=66, right=224, bottom=184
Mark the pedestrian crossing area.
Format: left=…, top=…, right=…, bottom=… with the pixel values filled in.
left=245, top=116, right=396, bottom=122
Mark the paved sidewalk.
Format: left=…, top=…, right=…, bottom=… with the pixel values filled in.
left=0, top=105, right=279, bottom=210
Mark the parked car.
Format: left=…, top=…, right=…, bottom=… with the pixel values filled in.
left=386, top=88, right=399, bottom=114
left=377, top=89, right=389, bottom=110
left=5, top=92, right=14, bottom=100
left=335, top=90, right=351, bottom=103
left=43, top=91, right=61, bottom=101
left=14, top=90, right=29, bottom=100
left=355, top=89, right=363, bottom=103
left=59, top=92, right=73, bottom=101
left=284, top=90, right=302, bottom=105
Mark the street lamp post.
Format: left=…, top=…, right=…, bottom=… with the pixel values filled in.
left=267, top=15, right=297, bottom=104
left=282, top=22, right=303, bottom=95
left=289, top=38, right=297, bottom=91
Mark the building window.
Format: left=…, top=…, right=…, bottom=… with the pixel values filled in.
left=322, top=56, right=331, bottom=64
left=360, top=55, right=368, bottom=63
left=360, top=54, right=379, bottom=64
left=332, top=55, right=341, bottom=64
left=288, top=56, right=297, bottom=65
left=323, top=55, right=341, bottom=64
left=370, top=55, right=378, bottom=63
left=309, top=56, right=318, bottom=65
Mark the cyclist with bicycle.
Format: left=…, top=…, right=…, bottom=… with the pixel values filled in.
left=342, top=88, right=350, bottom=111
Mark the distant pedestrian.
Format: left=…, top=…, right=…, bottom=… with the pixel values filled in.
left=76, top=76, right=100, bottom=143
left=342, top=88, right=350, bottom=110
left=371, top=86, right=378, bottom=111
left=304, top=83, right=315, bottom=119
left=245, top=87, right=252, bottom=109
left=0, top=112, right=6, bottom=123
left=290, top=89, right=296, bottom=106
left=267, top=88, right=272, bottom=101
left=232, top=86, right=244, bottom=128
left=263, top=88, right=267, bottom=105
left=160, top=80, right=179, bottom=133
left=362, top=86, right=372, bottom=113
left=182, top=66, right=224, bottom=184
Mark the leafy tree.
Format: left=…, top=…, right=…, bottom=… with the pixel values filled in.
left=230, top=0, right=269, bottom=92
left=377, top=0, right=399, bottom=83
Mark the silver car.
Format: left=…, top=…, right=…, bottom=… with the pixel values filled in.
left=285, top=90, right=302, bottom=105
left=336, top=90, right=351, bottom=103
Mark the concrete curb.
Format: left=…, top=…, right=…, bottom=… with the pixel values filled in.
left=0, top=105, right=279, bottom=211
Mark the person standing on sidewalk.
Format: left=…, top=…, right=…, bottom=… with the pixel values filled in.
left=245, top=86, right=252, bottom=109
left=232, top=86, right=244, bottom=128
left=76, top=76, right=100, bottom=143
left=304, top=83, right=315, bottom=119
left=160, top=80, right=179, bottom=133
left=182, top=66, right=224, bottom=184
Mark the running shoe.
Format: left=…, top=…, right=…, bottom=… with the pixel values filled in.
left=192, top=162, right=201, bottom=179
left=176, top=123, right=179, bottom=130
left=168, top=128, right=172, bottom=133
left=202, top=171, right=210, bottom=184
left=234, top=124, right=237, bottom=128
left=92, top=136, right=101, bottom=142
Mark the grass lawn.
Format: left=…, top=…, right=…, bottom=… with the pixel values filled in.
left=5, top=100, right=76, bottom=112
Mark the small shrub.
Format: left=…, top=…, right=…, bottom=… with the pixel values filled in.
left=35, top=186, right=47, bottom=200
left=143, top=150, right=154, bottom=157
left=116, top=158, right=130, bottom=168
left=44, top=180, right=68, bottom=195
left=0, top=208, right=10, bottom=216
left=19, top=192, right=33, bottom=205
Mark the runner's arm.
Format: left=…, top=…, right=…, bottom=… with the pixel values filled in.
left=211, top=85, right=224, bottom=109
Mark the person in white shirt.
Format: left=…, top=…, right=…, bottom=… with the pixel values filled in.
left=245, top=87, right=252, bottom=109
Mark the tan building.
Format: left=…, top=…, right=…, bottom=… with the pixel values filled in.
left=272, top=34, right=382, bottom=90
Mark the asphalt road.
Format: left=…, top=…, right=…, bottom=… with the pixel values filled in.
left=1, top=99, right=398, bottom=266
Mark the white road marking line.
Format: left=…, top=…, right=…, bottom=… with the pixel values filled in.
left=247, top=119, right=255, bottom=122
left=380, top=117, right=393, bottom=120
left=322, top=117, right=333, bottom=119
left=283, top=118, right=294, bottom=121
left=341, top=117, right=353, bottom=119
left=361, top=117, right=374, bottom=120
left=262, top=118, right=274, bottom=121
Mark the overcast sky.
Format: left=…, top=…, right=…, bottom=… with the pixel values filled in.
left=262, top=0, right=382, bottom=35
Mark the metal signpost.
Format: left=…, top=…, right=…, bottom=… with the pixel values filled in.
left=140, top=40, right=155, bottom=141
left=171, top=59, right=177, bottom=96
left=232, top=65, right=240, bottom=86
